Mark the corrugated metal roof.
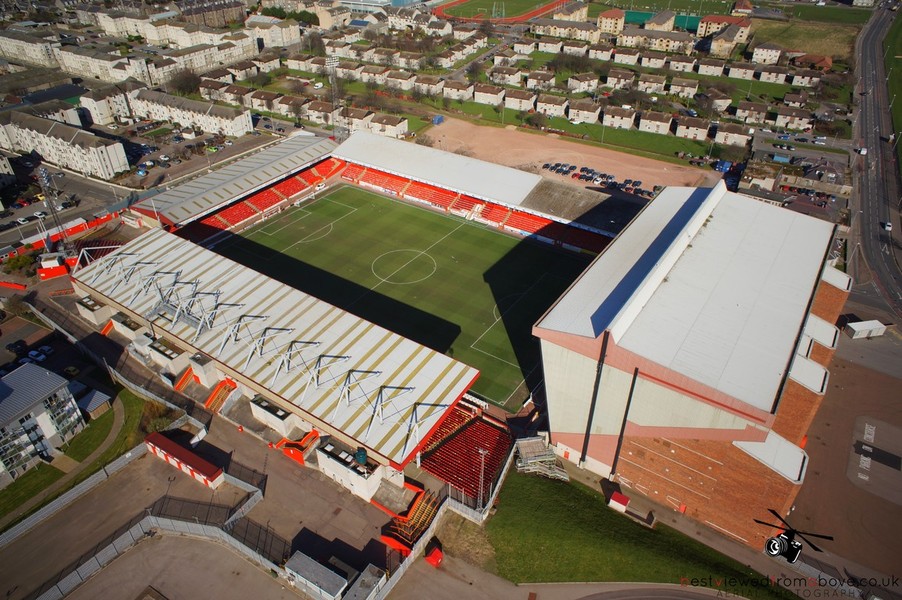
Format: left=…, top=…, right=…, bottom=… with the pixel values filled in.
left=285, top=552, right=347, bottom=595
left=77, top=389, right=111, bottom=413
left=734, top=430, right=807, bottom=482
left=135, top=135, right=337, bottom=226
left=333, top=131, right=541, bottom=207
left=73, top=229, right=478, bottom=466
left=0, top=363, right=69, bottom=425
left=537, top=183, right=834, bottom=412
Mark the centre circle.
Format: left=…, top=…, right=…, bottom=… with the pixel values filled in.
left=371, top=250, right=438, bottom=285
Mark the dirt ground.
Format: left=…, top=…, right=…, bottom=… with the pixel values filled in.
left=424, top=118, right=721, bottom=190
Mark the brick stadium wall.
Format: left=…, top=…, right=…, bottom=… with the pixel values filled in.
left=615, top=277, right=849, bottom=549
left=616, top=436, right=801, bottom=547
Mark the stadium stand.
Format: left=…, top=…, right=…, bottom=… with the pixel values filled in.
left=342, top=163, right=367, bottom=182
left=450, top=195, right=484, bottom=216
left=359, top=169, right=409, bottom=195
left=218, top=201, right=259, bottom=226
left=248, top=188, right=285, bottom=212
left=503, top=210, right=553, bottom=234
left=479, top=203, right=511, bottom=226
left=314, top=157, right=346, bottom=179
left=421, top=406, right=513, bottom=501
left=563, top=227, right=610, bottom=253
left=272, top=177, right=308, bottom=200
left=298, top=169, right=322, bottom=185
left=404, top=181, right=459, bottom=211
left=199, top=214, right=232, bottom=231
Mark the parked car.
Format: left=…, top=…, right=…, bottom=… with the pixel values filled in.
left=16, top=217, right=29, bottom=225
left=136, top=169, right=148, bottom=177
left=315, top=183, right=326, bottom=191
left=6, top=340, right=27, bottom=355
left=63, top=366, right=80, bottom=377
left=159, top=154, right=170, bottom=161
left=34, top=211, right=47, bottom=219
left=27, top=350, right=46, bottom=362
left=38, top=345, right=54, bottom=355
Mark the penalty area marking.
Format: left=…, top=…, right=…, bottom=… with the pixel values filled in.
left=470, top=274, right=549, bottom=368
left=370, top=249, right=438, bottom=285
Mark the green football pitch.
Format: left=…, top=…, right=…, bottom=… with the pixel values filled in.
left=214, top=185, right=592, bottom=411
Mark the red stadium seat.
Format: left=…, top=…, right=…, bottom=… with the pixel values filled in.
left=342, top=163, right=366, bottom=182
left=358, top=169, right=409, bottom=194
left=451, top=195, right=484, bottom=215
left=478, top=203, right=510, bottom=225
left=503, top=211, right=554, bottom=234
left=404, top=181, right=458, bottom=210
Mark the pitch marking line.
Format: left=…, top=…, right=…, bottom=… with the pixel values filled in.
left=469, top=274, right=549, bottom=366
left=371, top=249, right=438, bottom=285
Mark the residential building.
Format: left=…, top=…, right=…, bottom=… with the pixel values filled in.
left=758, top=65, right=788, bottom=84
left=644, top=10, right=675, bottom=32
left=562, top=40, right=590, bottom=56
left=675, top=116, right=710, bottom=140
left=489, top=67, right=522, bottom=86
left=709, top=25, right=743, bottom=58
left=130, top=89, right=253, bottom=137
left=359, top=65, right=390, bottom=85
left=337, top=107, right=374, bottom=134
left=732, top=0, right=753, bottom=15
left=637, top=73, right=666, bottom=94
left=783, top=91, right=808, bottom=109
left=336, top=61, right=363, bottom=81
left=568, top=99, right=600, bottom=124
left=790, top=69, right=821, bottom=88
left=697, top=57, right=726, bottom=77
left=79, top=80, right=145, bottom=126
left=736, top=101, right=768, bottom=123
left=640, top=51, right=667, bottom=69
left=385, top=70, right=415, bottom=92
left=473, top=84, right=505, bottom=106
left=774, top=106, right=813, bottom=131
left=597, top=8, right=626, bottom=35
left=513, top=40, right=536, bottom=55
left=526, top=71, right=555, bottom=91
left=442, top=80, right=474, bottom=101
left=553, top=1, right=588, bottom=22
left=606, top=68, right=634, bottom=89
left=727, top=62, right=756, bottom=80
left=504, top=89, right=537, bottom=112
left=701, top=88, right=732, bottom=113
left=714, top=122, right=751, bottom=146
left=0, top=30, right=60, bottom=67
left=612, top=48, right=640, bottom=65
left=852, top=0, right=874, bottom=7
left=276, top=95, right=308, bottom=120
left=177, top=0, right=245, bottom=28
left=369, top=113, right=407, bottom=138
left=305, top=100, right=337, bottom=125
left=697, top=15, right=751, bottom=40
left=0, top=111, right=128, bottom=180
left=397, top=52, right=424, bottom=70
left=668, top=77, right=697, bottom=99
left=536, top=94, right=568, bottom=118
left=531, top=20, right=600, bottom=44
left=589, top=44, right=614, bottom=61
left=568, top=73, right=598, bottom=94
left=602, top=106, right=635, bottom=129
left=617, top=28, right=693, bottom=54
left=202, top=68, right=235, bottom=83
left=0, top=154, right=15, bottom=189
left=222, top=84, right=254, bottom=106
left=638, top=110, right=672, bottom=134
left=250, top=90, right=281, bottom=112
left=0, top=364, right=85, bottom=490
left=413, top=75, right=444, bottom=97
left=752, top=42, right=782, bottom=65
left=668, top=56, right=696, bottom=73
left=791, top=54, right=832, bottom=72
left=537, top=37, right=563, bottom=53
left=247, top=17, right=302, bottom=49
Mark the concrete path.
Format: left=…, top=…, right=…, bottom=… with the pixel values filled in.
left=0, top=396, right=125, bottom=531
left=49, top=454, right=79, bottom=474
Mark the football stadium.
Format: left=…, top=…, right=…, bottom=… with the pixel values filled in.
left=72, top=130, right=846, bottom=560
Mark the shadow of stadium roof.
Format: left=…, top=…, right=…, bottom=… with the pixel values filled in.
left=520, top=179, right=647, bottom=234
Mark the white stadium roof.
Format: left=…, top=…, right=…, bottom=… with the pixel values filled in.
left=73, top=228, right=478, bottom=467
left=536, top=183, right=835, bottom=412
left=134, top=135, right=337, bottom=227
left=333, top=131, right=542, bottom=207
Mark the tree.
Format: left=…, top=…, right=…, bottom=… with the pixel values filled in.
left=478, top=18, right=493, bottom=37
left=304, top=32, right=325, bottom=56
left=168, top=69, right=201, bottom=96
left=330, top=77, right=347, bottom=103
left=286, top=78, right=308, bottom=95
left=248, top=72, right=272, bottom=88
left=525, top=112, right=547, bottom=129
left=465, top=61, right=481, bottom=82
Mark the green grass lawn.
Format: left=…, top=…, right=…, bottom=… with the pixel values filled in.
left=486, top=472, right=795, bottom=599
left=750, top=20, right=860, bottom=61
left=63, top=408, right=115, bottom=462
left=779, top=3, right=872, bottom=24
left=0, top=464, right=64, bottom=520
left=886, top=10, right=902, bottom=175
left=214, top=186, right=591, bottom=409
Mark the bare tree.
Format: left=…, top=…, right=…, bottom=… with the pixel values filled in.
left=168, top=69, right=201, bottom=96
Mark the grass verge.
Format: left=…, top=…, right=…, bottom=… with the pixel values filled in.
left=63, top=408, right=115, bottom=462
left=0, top=464, right=64, bottom=520
left=885, top=9, right=902, bottom=176
left=485, top=472, right=795, bottom=599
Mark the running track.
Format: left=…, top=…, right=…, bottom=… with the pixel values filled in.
left=433, top=0, right=562, bottom=23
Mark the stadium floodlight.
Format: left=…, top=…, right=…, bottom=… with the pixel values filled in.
left=362, top=385, right=413, bottom=442
left=242, top=325, right=295, bottom=372
left=269, top=340, right=322, bottom=388
left=332, top=370, right=383, bottom=422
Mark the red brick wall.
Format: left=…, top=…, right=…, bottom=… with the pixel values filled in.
left=771, top=379, right=825, bottom=445
left=809, top=279, right=849, bottom=325
left=615, top=436, right=800, bottom=548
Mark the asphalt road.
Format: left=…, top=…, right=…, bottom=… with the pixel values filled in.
left=853, top=5, right=902, bottom=316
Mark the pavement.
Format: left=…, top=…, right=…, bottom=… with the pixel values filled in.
left=0, top=397, right=125, bottom=532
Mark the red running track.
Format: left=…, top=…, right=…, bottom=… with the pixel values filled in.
left=433, top=0, right=561, bottom=23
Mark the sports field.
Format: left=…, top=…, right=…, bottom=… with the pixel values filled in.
left=438, top=0, right=553, bottom=20
left=214, top=185, right=592, bottom=410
